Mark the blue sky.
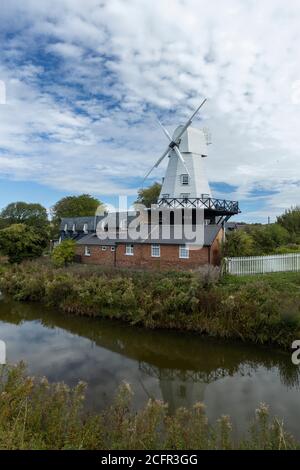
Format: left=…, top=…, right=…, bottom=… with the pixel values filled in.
left=0, top=0, right=299, bottom=222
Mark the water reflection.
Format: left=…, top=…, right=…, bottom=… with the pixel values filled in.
left=0, top=298, right=300, bottom=438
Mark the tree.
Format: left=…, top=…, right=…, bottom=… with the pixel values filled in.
left=277, top=207, right=300, bottom=242
left=249, top=224, right=290, bottom=254
left=52, top=194, right=102, bottom=222
left=51, top=239, right=76, bottom=267
left=223, top=230, right=255, bottom=257
left=0, top=224, right=46, bottom=263
left=0, top=202, right=48, bottom=230
left=51, top=194, right=103, bottom=236
left=135, top=183, right=162, bottom=208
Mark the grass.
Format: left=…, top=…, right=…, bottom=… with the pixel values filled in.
left=0, top=363, right=297, bottom=450
left=0, top=260, right=299, bottom=349
left=221, top=271, right=300, bottom=292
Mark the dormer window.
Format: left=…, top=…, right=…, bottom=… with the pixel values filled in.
left=83, top=223, right=88, bottom=234
left=181, top=174, right=189, bottom=185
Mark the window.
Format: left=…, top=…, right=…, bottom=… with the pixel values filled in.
left=83, top=223, right=88, bottom=234
left=180, top=193, right=190, bottom=199
left=151, top=244, right=160, bottom=257
left=125, top=244, right=134, bottom=256
left=64, top=224, right=68, bottom=232
left=84, top=246, right=91, bottom=257
left=179, top=245, right=189, bottom=259
left=111, top=246, right=116, bottom=252
left=101, top=246, right=107, bottom=251
left=181, top=174, right=189, bottom=185
left=72, top=223, right=76, bottom=232
left=162, top=193, right=169, bottom=198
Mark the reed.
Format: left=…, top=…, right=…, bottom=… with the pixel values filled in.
left=0, top=363, right=297, bottom=450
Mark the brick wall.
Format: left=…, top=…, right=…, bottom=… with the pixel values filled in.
left=76, top=245, right=116, bottom=266
left=116, top=243, right=210, bottom=270
left=76, top=228, right=223, bottom=270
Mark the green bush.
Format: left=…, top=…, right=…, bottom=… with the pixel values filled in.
left=0, top=224, right=46, bottom=264
left=51, top=239, right=76, bottom=267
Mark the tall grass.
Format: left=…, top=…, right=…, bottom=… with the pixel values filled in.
left=0, top=260, right=300, bottom=349
left=0, top=363, right=297, bottom=450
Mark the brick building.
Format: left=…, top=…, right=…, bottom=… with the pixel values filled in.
left=59, top=102, right=241, bottom=271
left=60, top=210, right=226, bottom=271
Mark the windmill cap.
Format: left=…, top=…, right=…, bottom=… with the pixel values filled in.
left=173, top=125, right=208, bottom=155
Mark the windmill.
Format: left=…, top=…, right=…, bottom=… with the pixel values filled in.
left=144, top=99, right=212, bottom=202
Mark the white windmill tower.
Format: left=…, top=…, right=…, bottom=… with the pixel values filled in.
left=144, top=99, right=212, bottom=202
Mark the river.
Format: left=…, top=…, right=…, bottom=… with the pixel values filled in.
left=0, top=297, right=299, bottom=439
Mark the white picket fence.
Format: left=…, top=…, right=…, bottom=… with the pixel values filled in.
left=225, top=253, right=300, bottom=276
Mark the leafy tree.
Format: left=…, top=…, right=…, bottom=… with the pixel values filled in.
left=277, top=207, right=300, bottom=242
left=51, top=195, right=102, bottom=222
left=0, top=224, right=46, bottom=264
left=249, top=224, right=290, bottom=254
left=51, top=239, right=76, bottom=267
left=135, top=182, right=162, bottom=208
left=223, top=230, right=255, bottom=257
left=51, top=194, right=103, bottom=236
left=0, top=202, right=48, bottom=230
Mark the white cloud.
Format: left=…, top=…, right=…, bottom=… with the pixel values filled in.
left=0, top=0, right=299, bottom=220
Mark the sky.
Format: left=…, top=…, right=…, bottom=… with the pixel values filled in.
left=0, top=0, right=299, bottom=222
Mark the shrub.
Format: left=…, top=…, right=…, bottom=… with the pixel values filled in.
left=0, top=224, right=46, bottom=264
left=51, top=240, right=76, bottom=267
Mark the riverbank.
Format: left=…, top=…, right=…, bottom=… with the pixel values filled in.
left=0, top=260, right=299, bottom=349
left=0, top=362, right=297, bottom=450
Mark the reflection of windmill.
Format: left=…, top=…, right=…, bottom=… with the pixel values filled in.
left=5, top=301, right=300, bottom=409
left=138, top=362, right=262, bottom=412
left=139, top=363, right=231, bottom=411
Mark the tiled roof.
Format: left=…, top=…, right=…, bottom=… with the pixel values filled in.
left=76, top=224, right=221, bottom=247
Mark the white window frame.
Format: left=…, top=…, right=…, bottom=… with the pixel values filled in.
left=83, top=223, right=88, bottom=234
left=179, top=245, right=189, bottom=259
left=64, top=224, right=68, bottom=232
left=101, top=246, right=107, bottom=251
left=151, top=244, right=160, bottom=258
left=181, top=174, right=189, bottom=185
left=125, top=244, right=134, bottom=256
left=72, top=223, right=76, bottom=232
left=84, top=246, right=91, bottom=257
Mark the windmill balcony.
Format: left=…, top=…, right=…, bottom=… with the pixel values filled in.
left=157, top=196, right=240, bottom=217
